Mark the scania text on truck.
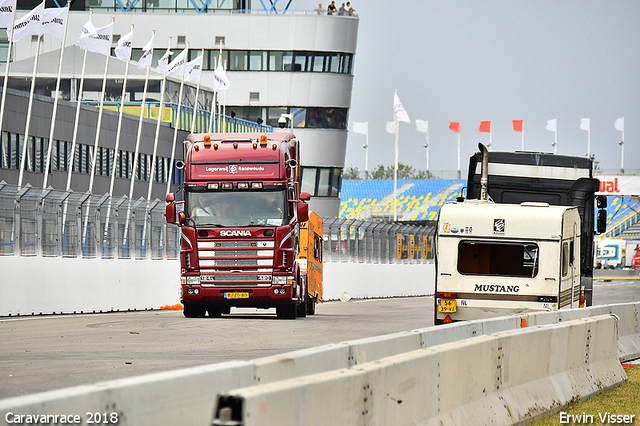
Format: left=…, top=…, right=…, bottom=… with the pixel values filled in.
left=165, top=132, right=320, bottom=319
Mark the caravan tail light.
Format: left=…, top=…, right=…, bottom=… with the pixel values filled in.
left=438, top=292, right=457, bottom=299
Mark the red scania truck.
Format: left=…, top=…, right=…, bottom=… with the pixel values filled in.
left=165, top=132, right=316, bottom=319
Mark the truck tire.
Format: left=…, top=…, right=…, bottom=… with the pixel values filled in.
left=306, top=295, right=316, bottom=315
left=183, top=303, right=206, bottom=318
left=297, top=293, right=307, bottom=318
left=276, top=303, right=297, bottom=319
left=207, top=306, right=222, bottom=318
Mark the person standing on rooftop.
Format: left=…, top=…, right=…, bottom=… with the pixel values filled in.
left=314, top=3, right=325, bottom=14
left=327, top=1, right=337, bottom=15
left=338, top=3, right=346, bottom=15
left=346, top=2, right=354, bottom=15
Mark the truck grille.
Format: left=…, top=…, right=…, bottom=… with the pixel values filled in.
left=197, top=238, right=275, bottom=286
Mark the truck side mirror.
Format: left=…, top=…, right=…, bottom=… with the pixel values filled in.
left=178, top=211, right=187, bottom=225
left=166, top=193, right=176, bottom=224
left=597, top=209, right=607, bottom=234
left=297, top=200, right=309, bottom=223
left=596, top=195, right=607, bottom=209
left=300, top=191, right=311, bottom=201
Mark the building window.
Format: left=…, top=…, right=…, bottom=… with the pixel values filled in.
left=229, top=50, right=247, bottom=71
left=1, top=131, right=9, bottom=169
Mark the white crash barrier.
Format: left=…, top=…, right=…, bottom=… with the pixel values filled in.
left=524, top=302, right=640, bottom=361
left=1, top=305, right=637, bottom=426
left=212, top=315, right=626, bottom=426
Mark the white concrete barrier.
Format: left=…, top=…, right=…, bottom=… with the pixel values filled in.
left=1, top=304, right=637, bottom=426
left=0, top=257, right=181, bottom=317
left=212, top=315, right=626, bottom=426
left=0, top=257, right=435, bottom=316
left=322, top=261, right=435, bottom=300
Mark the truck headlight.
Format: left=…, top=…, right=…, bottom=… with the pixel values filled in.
left=184, top=276, right=201, bottom=285
left=272, top=276, right=293, bottom=285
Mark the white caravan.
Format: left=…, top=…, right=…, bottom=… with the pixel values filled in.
left=435, top=200, right=582, bottom=324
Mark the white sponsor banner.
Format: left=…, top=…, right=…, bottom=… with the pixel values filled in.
left=596, top=175, right=640, bottom=196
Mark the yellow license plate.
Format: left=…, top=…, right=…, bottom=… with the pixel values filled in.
left=224, top=292, right=250, bottom=299
left=438, top=299, right=456, bottom=313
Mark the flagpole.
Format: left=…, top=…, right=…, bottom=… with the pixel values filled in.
left=488, top=125, right=492, bottom=152
left=133, top=31, right=152, bottom=199
left=364, top=129, right=369, bottom=180
left=190, top=48, right=204, bottom=133
left=148, top=37, right=171, bottom=201
left=457, top=133, right=461, bottom=180
left=111, top=24, right=135, bottom=199
left=92, top=18, right=116, bottom=195
left=0, top=0, right=18, bottom=149
left=425, top=127, right=429, bottom=173
left=166, top=45, right=188, bottom=196
left=393, top=120, right=399, bottom=221
left=620, top=121, right=625, bottom=174
left=67, top=12, right=93, bottom=191
left=521, top=121, right=525, bottom=151
left=208, top=55, right=217, bottom=133
left=554, top=125, right=557, bottom=155
left=43, top=1, right=71, bottom=189
left=17, top=33, right=43, bottom=188
left=222, top=62, right=227, bottom=132
left=587, top=121, right=591, bottom=158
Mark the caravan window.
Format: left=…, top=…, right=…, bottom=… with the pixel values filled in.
left=457, top=241, right=539, bottom=277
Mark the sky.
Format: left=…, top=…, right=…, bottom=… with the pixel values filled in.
left=259, top=0, right=640, bottom=178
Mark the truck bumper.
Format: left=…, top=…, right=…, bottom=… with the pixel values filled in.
left=181, top=285, right=294, bottom=308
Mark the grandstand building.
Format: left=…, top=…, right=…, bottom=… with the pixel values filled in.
left=0, top=1, right=358, bottom=217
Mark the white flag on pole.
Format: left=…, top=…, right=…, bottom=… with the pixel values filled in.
left=385, top=121, right=395, bottom=134
left=546, top=118, right=557, bottom=132
left=137, top=34, right=154, bottom=69
left=580, top=118, right=590, bottom=132
left=393, top=91, right=410, bottom=124
left=166, top=49, right=188, bottom=77
left=415, top=119, right=429, bottom=133
left=40, top=6, right=69, bottom=41
left=0, top=0, right=16, bottom=29
left=614, top=117, right=624, bottom=132
left=212, top=57, right=231, bottom=92
left=114, top=30, right=133, bottom=61
left=352, top=121, right=368, bottom=135
left=76, top=18, right=96, bottom=45
left=77, top=21, right=113, bottom=56
left=157, top=46, right=172, bottom=72
left=184, top=54, right=203, bottom=83
left=9, top=1, right=44, bottom=42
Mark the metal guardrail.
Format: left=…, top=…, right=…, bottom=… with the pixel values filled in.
left=0, top=181, right=434, bottom=264
left=322, top=218, right=435, bottom=264
left=0, top=182, right=179, bottom=259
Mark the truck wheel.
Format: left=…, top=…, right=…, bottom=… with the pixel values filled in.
left=183, top=303, right=206, bottom=318
left=276, top=303, right=297, bottom=320
left=297, top=294, right=308, bottom=318
left=207, top=306, right=222, bottom=318
left=306, top=295, right=316, bottom=315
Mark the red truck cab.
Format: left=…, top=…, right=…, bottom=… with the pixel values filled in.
left=166, top=132, right=312, bottom=319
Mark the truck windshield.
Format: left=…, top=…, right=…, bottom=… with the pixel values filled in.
left=186, top=190, right=287, bottom=227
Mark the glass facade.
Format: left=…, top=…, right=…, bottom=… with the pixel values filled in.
left=0, top=130, right=178, bottom=185
left=179, top=49, right=353, bottom=74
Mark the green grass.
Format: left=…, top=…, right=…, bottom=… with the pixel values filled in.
left=529, top=365, right=640, bottom=425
